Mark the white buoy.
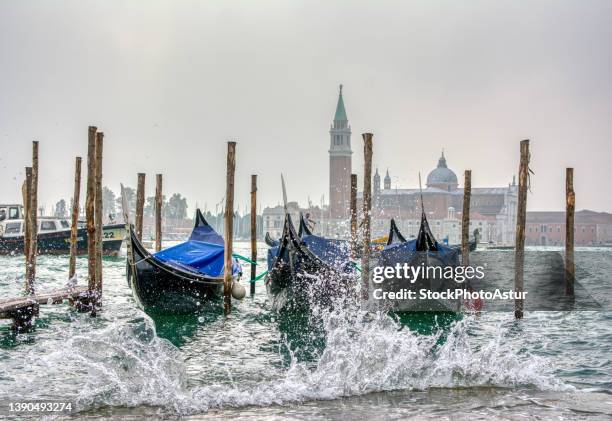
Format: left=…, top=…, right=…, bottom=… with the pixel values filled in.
left=232, top=280, right=246, bottom=300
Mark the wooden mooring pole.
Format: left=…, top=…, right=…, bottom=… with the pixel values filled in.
left=27, top=141, right=39, bottom=295
left=461, top=170, right=471, bottom=266
left=565, top=168, right=575, bottom=296
left=155, top=174, right=163, bottom=252
left=23, top=167, right=33, bottom=294
left=224, top=142, right=236, bottom=314
left=361, top=133, right=373, bottom=301
left=350, top=173, right=358, bottom=258
left=68, top=157, right=82, bottom=279
left=94, top=132, right=104, bottom=304
left=514, top=139, right=530, bottom=319
left=86, top=126, right=97, bottom=298
left=250, top=174, right=257, bottom=296
left=135, top=173, right=146, bottom=241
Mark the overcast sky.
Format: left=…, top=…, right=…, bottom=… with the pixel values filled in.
left=1, top=1, right=611, bottom=215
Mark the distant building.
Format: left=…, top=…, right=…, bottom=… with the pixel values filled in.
left=262, top=202, right=299, bottom=239
left=362, top=153, right=519, bottom=244
left=262, top=202, right=323, bottom=239
left=526, top=210, right=612, bottom=246
left=262, top=86, right=612, bottom=246
left=329, top=84, right=352, bottom=220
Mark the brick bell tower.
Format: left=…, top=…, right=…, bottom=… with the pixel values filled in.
left=329, top=84, right=352, bottom=219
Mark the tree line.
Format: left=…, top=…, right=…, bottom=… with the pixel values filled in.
left=52, top=186, right=189, bottom=220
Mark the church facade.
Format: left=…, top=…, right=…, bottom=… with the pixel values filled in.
left=367, top=154, right=518, bottom=244
left=325, top=85, right=518, bottom=244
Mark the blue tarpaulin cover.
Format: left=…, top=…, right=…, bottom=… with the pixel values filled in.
left=301, top=235, right=353, bottom=271
left=189, top=222, right=224, bottom=245
left=153, top=214, right=240, bottom=277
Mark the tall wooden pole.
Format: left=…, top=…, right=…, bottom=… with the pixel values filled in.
left=135, top=173, right=146, bottom=241
left=514, top=139, right=530, bottom=319
left=155, top=174, right=163, bottom=252
left=361, top=133, right=373, bottom=300
left=94, top=132, right=104, bottom=300
left=350, top=174, right=358, bottom=258
left=68, top=157, right=82, bottom=279
left=565, top=168, right=575, bottom=296
left=250, top=174, right=257, bottom=296
left=86, top=126, right=97, bottom=295
left=224, top=142, right=236, bottom=314
left=27, top=141, right=39, bottom=295
left=461, top=170, right=472, bottom=266
left=23, top=167, right=33, bottom=294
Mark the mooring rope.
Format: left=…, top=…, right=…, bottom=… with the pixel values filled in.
left=232, top=252, right=269, bottom=283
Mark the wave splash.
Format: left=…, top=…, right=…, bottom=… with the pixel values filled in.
left=49, top=277, right=569, bottom=414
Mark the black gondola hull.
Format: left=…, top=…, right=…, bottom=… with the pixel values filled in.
left=127, top=228, right=224, bottom=315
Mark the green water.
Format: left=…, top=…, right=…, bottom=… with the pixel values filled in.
left=0, top=243, right=611, bottom=419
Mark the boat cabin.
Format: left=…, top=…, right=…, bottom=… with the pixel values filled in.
left=0, top=216, right=73, bottom=238
left=0, top=204, right=24, bottom=222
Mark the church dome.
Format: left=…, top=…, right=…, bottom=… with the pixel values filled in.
left=426, top=152, right=458, bottom=189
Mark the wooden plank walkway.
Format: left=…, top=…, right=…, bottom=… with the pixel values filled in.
left=0, top=286, right=88, bottom=320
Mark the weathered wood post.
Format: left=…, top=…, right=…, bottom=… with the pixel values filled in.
left=514, top=139, right=530, bottom=319
left=27, top=141, right=39, bottom=295
left=350, top=173, right=358, bottom=258
left=565, top=168, right=575, bottom=296
left=94, top=132, right=104, bottom=303
left=23, top=167, right=33, bottom=293
left=250, top=174, right=257, bottom=295
left=461, top=170, right=472, bottom=266
left=155, top=174, right=163, bottom=252
left=224, top=142, right=236, bottom=314
left=68, top=157, right=82, bottom=279
left=361, top=133, right=373, bottom=301
left=135, top=173, right=146, bottom=241
left=86, top=126, right=97, bottom=297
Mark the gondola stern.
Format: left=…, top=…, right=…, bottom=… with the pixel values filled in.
left=194, top=208, right=210, bottom=229
left=298, top=212, right=312, bottom=237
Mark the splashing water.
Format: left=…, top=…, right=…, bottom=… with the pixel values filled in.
left=1, top=245, right=610, bottom=418
left=31, top=282, right=567, bottom=414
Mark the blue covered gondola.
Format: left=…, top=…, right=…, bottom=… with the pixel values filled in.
left=127, top=209, right=242, bottom=314
left=265, top=213, right=356, bottom=312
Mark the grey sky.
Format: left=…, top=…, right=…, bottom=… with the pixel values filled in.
left=1, top=1, right=611, bottom=215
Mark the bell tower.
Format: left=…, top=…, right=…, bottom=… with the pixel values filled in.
left=329, top=84, right=352, bottom=219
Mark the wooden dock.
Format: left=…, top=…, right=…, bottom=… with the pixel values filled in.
left=0, top=286, right=89, bottom=331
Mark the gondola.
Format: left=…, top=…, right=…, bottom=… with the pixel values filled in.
left=127, top=209, right=243, bottom=314
left=375, top=212, right=463, bottom=312
left=265, top=213, right=356, bottom=312
left=386, top=218, right=478, bottom=252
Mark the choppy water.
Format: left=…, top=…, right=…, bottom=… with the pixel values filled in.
left=0, top=243, right=611, bottom=419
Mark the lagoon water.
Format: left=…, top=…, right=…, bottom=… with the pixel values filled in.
left=0, top=243, right=611, bottom=419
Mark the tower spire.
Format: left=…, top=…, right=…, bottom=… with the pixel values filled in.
left=334, top=84, right=347, bottom=122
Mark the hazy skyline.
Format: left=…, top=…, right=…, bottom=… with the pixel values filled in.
left=1, top=1, right=611, bottom=215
